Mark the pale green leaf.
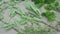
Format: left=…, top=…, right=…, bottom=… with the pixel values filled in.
left=15, top=8, right=26, bottom=16
left=9, top=9, right=16, bottom=18
left=24, top=1, right=41, bottom=18
left=4, top=23, right=13, bottom=30
left=0, top=15, right=3, bottom=20
left=0, top=1, right=3, bottom=5
left=15, top=18, right=27, bottom=25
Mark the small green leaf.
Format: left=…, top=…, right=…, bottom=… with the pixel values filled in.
left=45, top=4, right=52, bottom=10
left=45, top=1, right=59, bottom=11
left=16, top=18, right=27, bottom=24
left=32, top=0, right=45, bottom=4
left=17, top=32, right=23, bottom=34
left=42, top=11, right=56, bottom=21
left=0, top=15, right=3, bottom=20
left=10, top=0, right=21, bottom=6
left=24, top=1, right=41, bottom=18
left=32, top=0, right=45, bottom=8
left=9, top=9, right=16, bottom=18
left=4, top=23, right=13, bottom=30
left=56, top=6, right=60, bottom=11
left=44, top=32, right=50, bottom=34
left=0, top=8, right=3, bottom=13
left=45, top=0, right=56, bottom=4
left=15, top=8, right=26, bottom=16
left=4, top=4, right=13, bottom=9
left=0, top=1, right=3, bottom=5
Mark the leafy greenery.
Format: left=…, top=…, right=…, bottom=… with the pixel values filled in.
left=56, top=6, right=60, bottom=11
left=45, top=0, right=56, bottom=4
left=42, top=11, right=56, bottom=21
left=10, top=0, right=21, bottom=6
left=45, top=1, right=60, bottom=11
left=24, top=1, right=41, bottom=18
left=32, top=0, right=45, bottom=4
left=17, top=24, right=50, bottom=34
left=0, top=0, right=3, bottom=5
left=0, top=15, right=3, bottom=20
left=0, top=0, right=60, bottom=34
left=31, top=0, right=45, bottom=8
left=0, top=8, right=4, bottom=20
left=0, top=8, right=3, bottom=13
left=9, top=8, right=16, bottom=18
left=4, top=23, right=13, bottom=30
left=45, top=4, right=53, bottom=10
left=32, top=0, right=60, bottom=11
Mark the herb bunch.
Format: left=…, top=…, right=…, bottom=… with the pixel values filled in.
left=0, top=0, right=60, bottom=34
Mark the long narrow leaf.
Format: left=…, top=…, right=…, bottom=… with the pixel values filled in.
left=24, top=1, right=41, bottom=18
